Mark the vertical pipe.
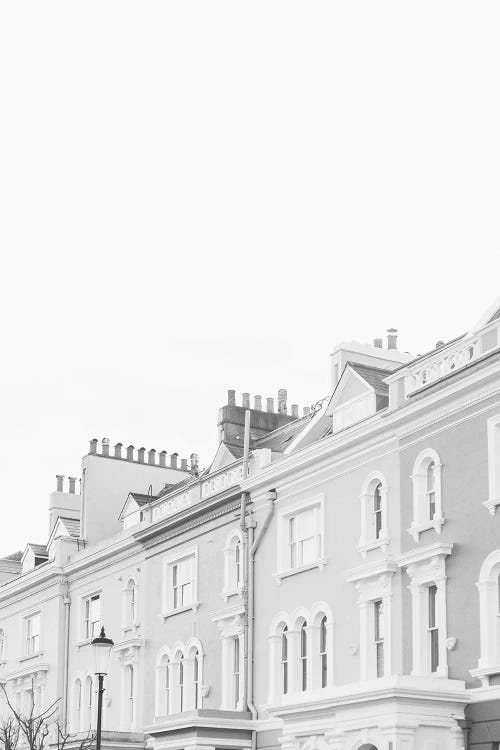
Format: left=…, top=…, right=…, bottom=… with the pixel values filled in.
left=241, top=410, right=251, bottom=710
left=62, top=588, right=71, bottom=730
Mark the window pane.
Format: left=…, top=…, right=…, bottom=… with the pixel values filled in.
left=428, top=586, right=437, bottom=628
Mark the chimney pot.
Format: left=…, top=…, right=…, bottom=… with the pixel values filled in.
left=138, top=447, right=145, bottom=463
left=127, top=445, right=134, bottom=461
left=387, top=328, right=398, bottom=350
left=266, top=397, right=274, bottom=413
left=89, top=438, right=98, bottom=454
left=373, top=338, right=383, bottom=349
left=291, top=404, right=299, bottom=418
left=242, top=392, right=250, bottom=408
left=436, top=340, right=445, bottom=349
left=159, top=450, right=167, bottom=467
left=190, top=453, right=199, bottom=471
left=254, top=395, right=262, bottom=411
left=68, top=477, right=76, bottom=494
left=114, top=443, right=122, bottom=459
left=228, top=389, right=236, bottom=406
left=303, top=406, right=311, bottom=416
left=56, top=475, right=64, bottom=492
left=278, top=388, right=287, bottom=414
left=170, top=453, right=178, bottom=469
left=181, top=458, right=188, bottom=470
left=148, top=449, right=156, bottom=466
left=102, top=438, right=110, bottom=457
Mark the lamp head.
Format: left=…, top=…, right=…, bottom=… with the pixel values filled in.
left=91, top=627, right=114, bottom=675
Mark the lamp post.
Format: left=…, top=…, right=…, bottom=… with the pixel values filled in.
left=91, top=627, right=114, bottom=750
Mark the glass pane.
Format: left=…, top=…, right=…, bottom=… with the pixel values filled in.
left=428, top=586, right=437, bottom=628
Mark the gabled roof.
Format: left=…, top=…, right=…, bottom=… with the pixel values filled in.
left=348, top=362, right=390, bottom=396
left=47, top=516, right=81, bottom=548
left=26, top=544, right=48, bottom=557
left=1, top=550, right=22, bottom=562
left=252, top=413, right=313, bottom=453
left=129, top=492, right=160, bottom=507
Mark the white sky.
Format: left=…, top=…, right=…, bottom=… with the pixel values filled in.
left=1, top=1, right=499, bottom=556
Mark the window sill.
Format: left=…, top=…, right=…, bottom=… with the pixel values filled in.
left=407, top=516, right=444, bottom=542
left=18, top=651, right=43, bottom=664
left=357, top=536, right=390, bottom=558
left=163, top=603, right=199, bottom=620
left=274, top=558, right=327, bottom=584
left=76, top=639, right=92, bottom=649
left=470, top=664, right=500, bottom=687
left=121, top=622, right=141, bottom=634
left=221, top=587, right=243, bottom=603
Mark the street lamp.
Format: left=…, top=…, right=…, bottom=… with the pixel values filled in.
left=91, top=627, right=114, bottom=750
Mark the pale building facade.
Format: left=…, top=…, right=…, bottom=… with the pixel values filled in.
left=2, top=300, right=500, bottom=750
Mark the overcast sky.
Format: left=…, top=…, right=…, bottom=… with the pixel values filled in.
left=1, top=1, right=499, bottom=556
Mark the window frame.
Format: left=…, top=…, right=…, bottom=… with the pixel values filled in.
left=82, top=592, right=102, bottom=642
left=222, top=530, right=244, bottom=601
left=162, top=546, right=199, bottom=618
left=276, top=495, right=326, bottom=580
left=25, top=612, right=41, bottom=656
left=409, top=449, right=444, bottom=541
left=358, top=473, right=389, bottom=557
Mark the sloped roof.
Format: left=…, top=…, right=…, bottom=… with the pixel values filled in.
left=26, top=544, right=48, bottom=558
left=1, top=550, right=22, bottom=562
left=129, top=492, right=160, bottom=507
left=348, top=362, right=390, bottom=396
left=59, top=517, right=81, bottom=538
left=252, top=413, right=313, bottom=453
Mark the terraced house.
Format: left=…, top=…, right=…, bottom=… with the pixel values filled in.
left=2, top=299, right=500, bottom=750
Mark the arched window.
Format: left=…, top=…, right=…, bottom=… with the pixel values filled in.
left=410, top=449, right=444, bottom=541
left=473, top=552, right=500, bottom=685
left=192, top=648, right=199, bottom=709
left=427, top=462, right=436, bottom=520
left=84, top=676, right=93, bottom=729
left=157, top=654, right=171, bottom=716
left=281, top=625, right=288, bottom=695
left=359, top=474, right=389, bottom=556
left=177, top=653, right=184, bottom=712
left=0, top=629, right=5, bottom=661
left=373, top=483, right=383, bottom=539
left=300, top=621, right=307, bottom=691
left=124, top=579, right=137, bottom=627
left=73, top=679, right=82, bottom=732
left=319, top=616, right=327, bottom=688
left=223, top=531, right=243, bottom=599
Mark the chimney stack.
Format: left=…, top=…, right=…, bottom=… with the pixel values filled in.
left=254, top=395, right=262, bottom=411
left=227, top=390, right=236, bottom=406
left=278, top=388, right=287, bottom=414
left=266, top=398, right=274, bottom=413
left=291, top=404, right=299, bottom=419
left=68, top=477, right=76, bottom=494
left=102, top=438, right=110, bottom=457
left=242, top=393, right=250, bottom=409
left=159, top=450, right=167, bottom=467
left=138, top=447, right=145, bottom=464
left=127, top=445, right=134, bottom=461
left=148, top=449, right=156, bottom=466
left=373, top=338, right=383, bottom=349
left=170, top=452, right=178, bottom=469
left=190, top=453, right=199, bottom=471
left=387, top=328, right=398, bottom=350
left=303, top=406, right=311, bottom=416
left=89, top=439, right=98, bottom=454
left=181, top=458, right=188, bottom=470
left=56, top=475, right=64, bottom=492
left=114, top=443, right=122, bottom=459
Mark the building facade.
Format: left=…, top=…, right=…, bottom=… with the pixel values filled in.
left=2, top=300, right=500, bottom=750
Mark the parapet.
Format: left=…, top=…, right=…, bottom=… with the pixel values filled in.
left=88, top=438, right=198, bottom=472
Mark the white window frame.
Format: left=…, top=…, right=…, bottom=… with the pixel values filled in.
left=399, top=543, right=452, bottom=678
left=222, top=530, right=244, bottom=601
left=155, top=651, right=172, bottom=718
left=212, top=607, right=244, bottom=710
left=408, top=448, right=444, bottom=541
left=346, top=562, right=396, bottom=681
left=484, top=414, right=500, bottom=515
left=471, top=549, right=500, bottom=686
left=122, top=578, right=139, bottom=630
left=0, top=628, right=5, bottom=662
left=73, top=678, right=82, bottom=733
left=25, top=612, right=41, bottom=656
left=162, top=546, right=199, bottom=618
left=82, top=592, right=102, bottom=642
left=358, top=472, right=390, bottom=557
left=275, top=495, right=326, bottom=580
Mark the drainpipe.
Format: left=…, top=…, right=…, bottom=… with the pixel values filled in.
left=247, top=489, right=277, bottom=750
left=62, top=581, right=71, bottom=730
left=241, top=410, right=251, bottom=710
